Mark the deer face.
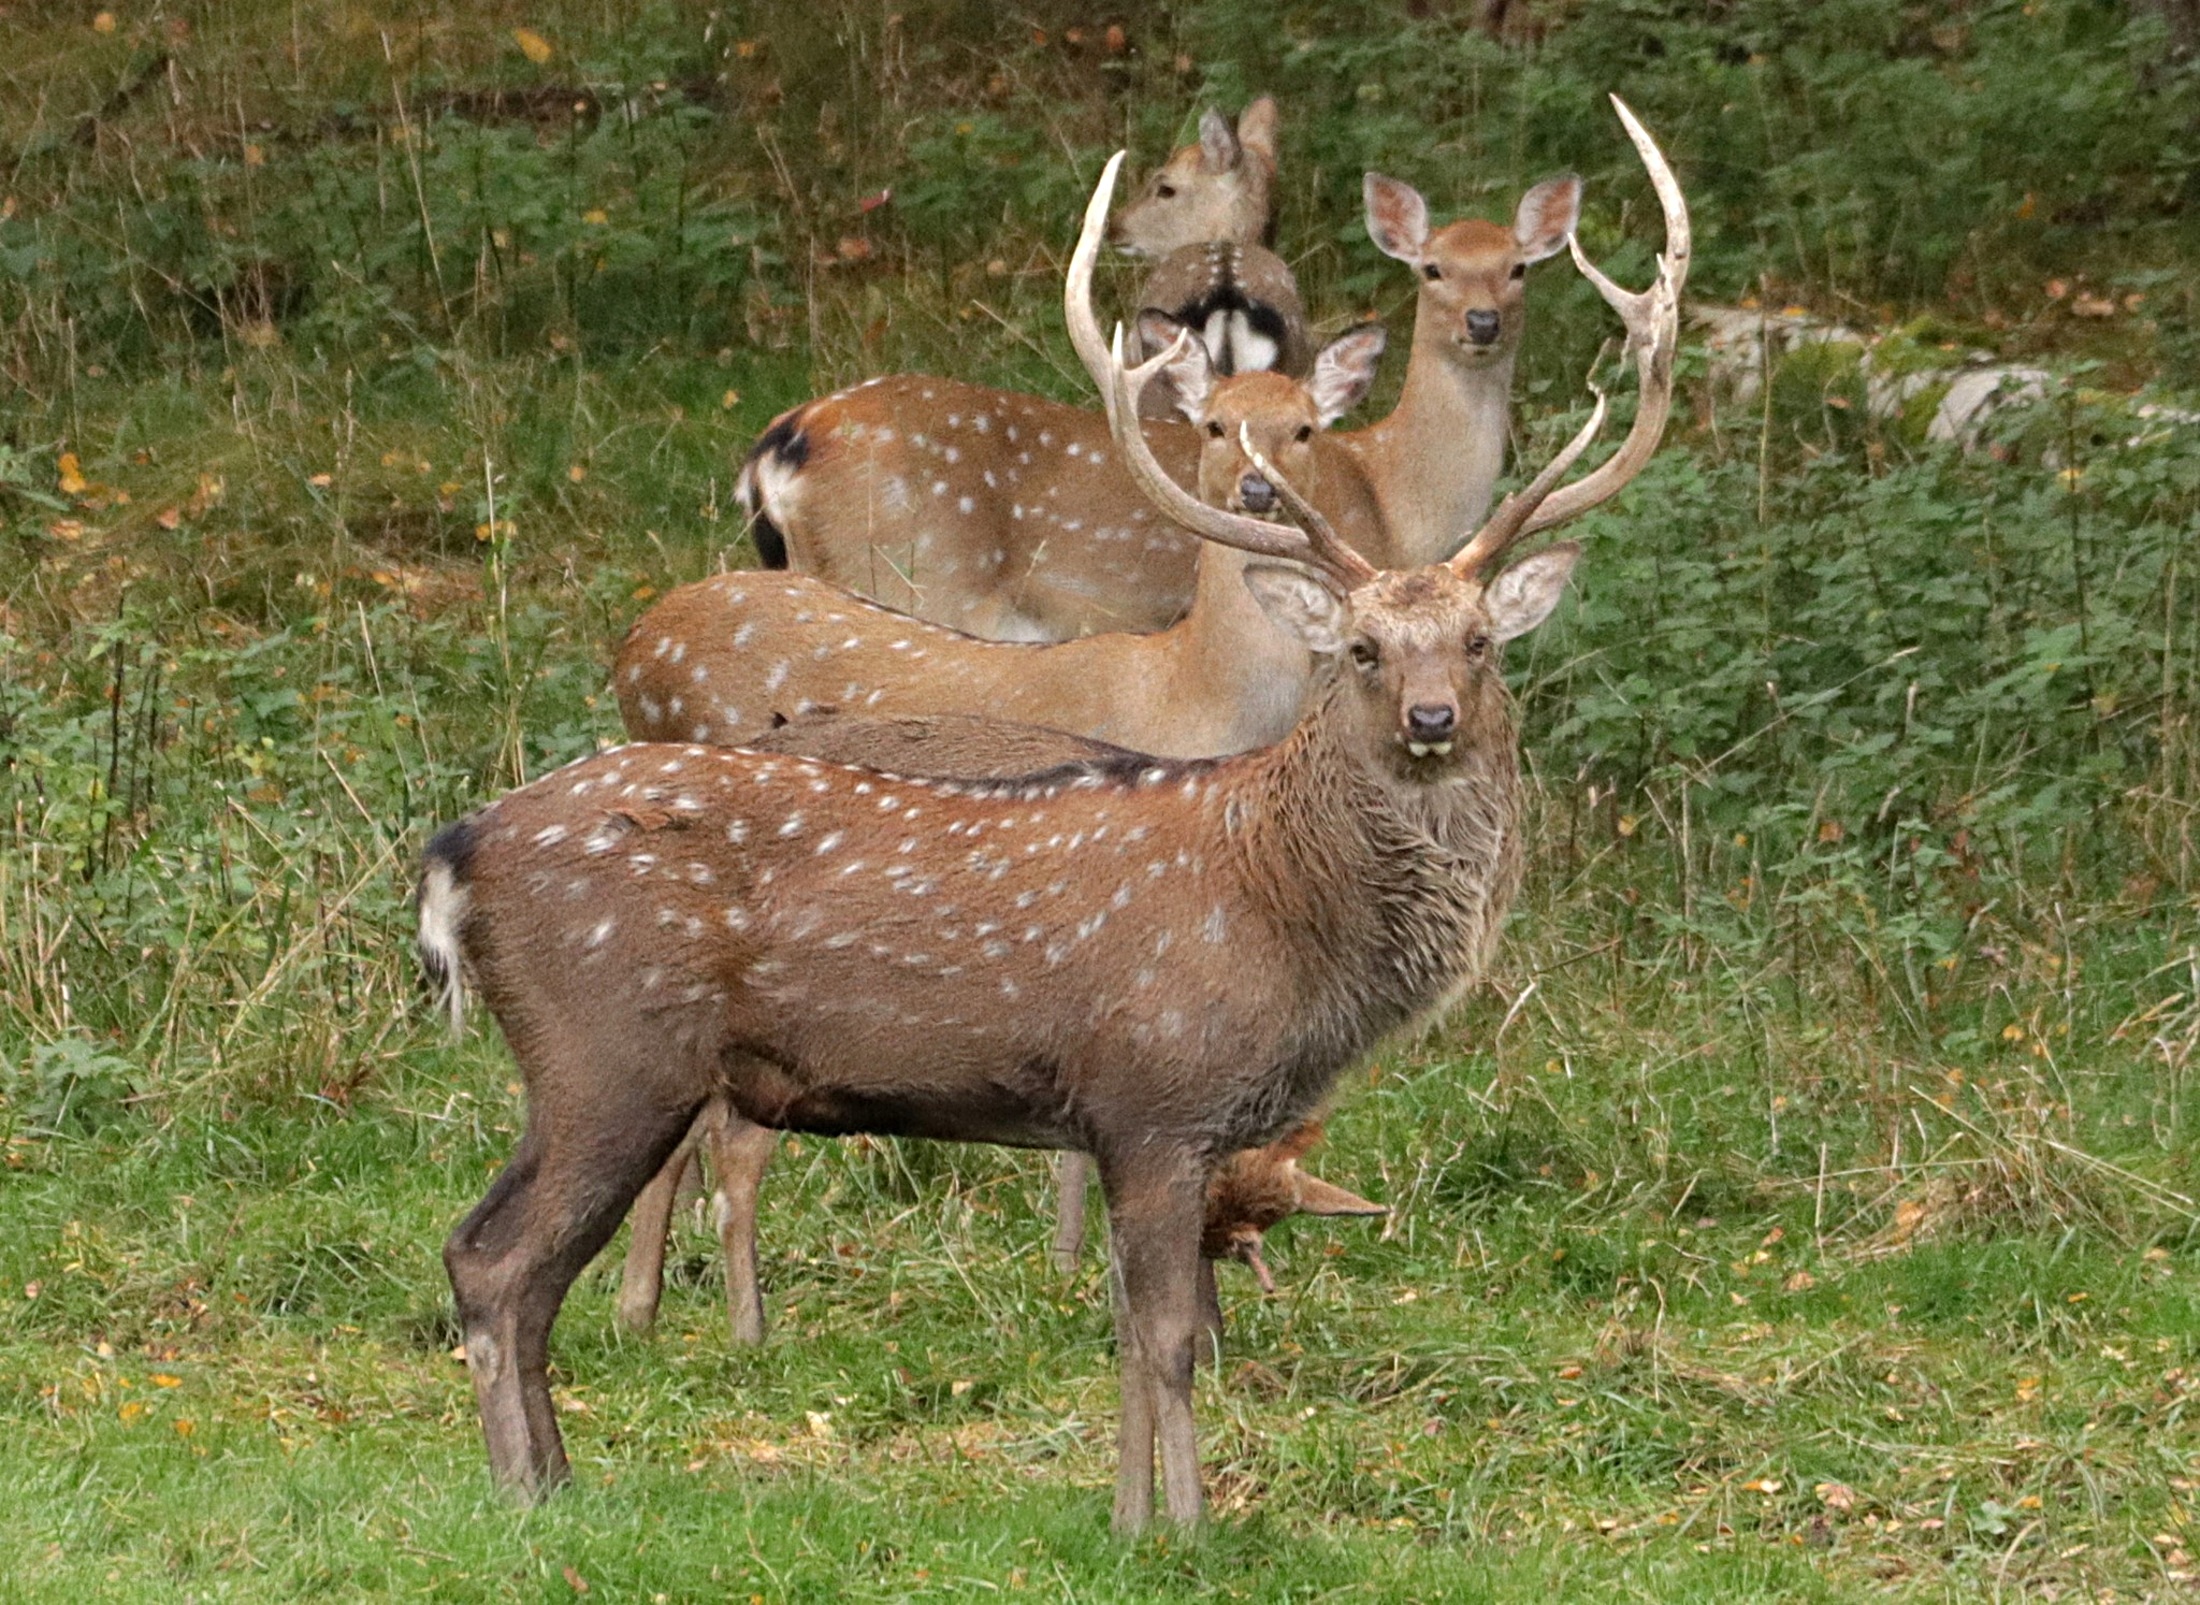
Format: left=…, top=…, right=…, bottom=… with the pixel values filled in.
left=1365, top=173, right=1581, bottom=365
left=1142, top=315, right=1385, bottom=515
left=1112, top=99, right=1279, bottom=257
left=1242, top=545, right=1581, bottom=774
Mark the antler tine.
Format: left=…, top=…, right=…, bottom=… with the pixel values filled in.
left=1510, top=94, right=1691, bottom=542
left=1064, top=151, right=1126, bottom=400
left=1447, top=389, right=1609, bottom=576
left=1099, top=327, right=1318, bottom=564
left=1237, top=426, right=1377, bottom=589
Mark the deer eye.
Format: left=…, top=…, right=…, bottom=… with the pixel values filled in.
left=1155, top=184, right=1177, bottom=200
left=1465, top=633, right=1490, bottom=659
left=1349, top=640, right=1380, bottom=670
left=1422, top=262, right=1442, bottom=281
left=1509, top=261, right=1528, bottom=281
left=1205, top=420, right=1226, bottom=438
left=1294, top=425, right=1313, bottom=443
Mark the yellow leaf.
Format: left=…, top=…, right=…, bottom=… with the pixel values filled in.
left=307, top=472, right=332, bottom=488
left=513, top=27, right=554, bottom=64
left=151, top=1373, right=182, bottom=1388
left=57, top=452, right=88, bottom=495
left=173, top=1418, right=195, bottom=1436
left=582, top=208, right=609, bottom=226
left=567, top=464, right=587, bottom=483
left=92, top=11, right=116, bottom=32
left=721, top=389, right=740, bottom=410
left=119, top=1400, right=144, bottom=1422
left=244, top=144, right=266, bottom=167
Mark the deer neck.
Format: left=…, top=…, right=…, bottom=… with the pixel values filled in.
left=1160, top=542, right=1314, bottom=751
left=1228, top=688, right=1525, bottom=1051
left=1352, top=325, right=1516, bottom=568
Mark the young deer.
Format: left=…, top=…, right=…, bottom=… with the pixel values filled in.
left=614, top=712, right=1384, bottom=1346
left=620, top=313, right=1388, bottom=758
left=420, top=108, right=1681, bottom=1521
left=737, top=146, right=1589, bottom=642
left=1111, top=97, right=1311, bottom=410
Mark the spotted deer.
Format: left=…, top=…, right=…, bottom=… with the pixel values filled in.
left=620, top=311, right=1389, bottom=757
left=418, top=108, right=1683, bottom=1524
left=738, top=142, right=1592, bottom=642
left=1110, top=96, right=1311, bottom=413
left=613, top=713, right=1384, bottom=1348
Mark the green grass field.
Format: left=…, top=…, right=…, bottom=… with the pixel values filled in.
left=4, top=1, right=2199, bottom=1597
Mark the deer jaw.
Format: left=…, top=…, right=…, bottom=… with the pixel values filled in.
left=1112, top=98, right=1279, bottom=257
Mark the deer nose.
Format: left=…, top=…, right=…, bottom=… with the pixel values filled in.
left=1464, top=309, right=1502, bottom=346
left=1237, top=473, right=1276, bottom=514
left=1408, top=707, right=1460, bottom=743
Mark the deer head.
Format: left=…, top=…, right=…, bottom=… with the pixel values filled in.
left=1112, top=97, right=1280, bottom=257
left=1201, top=1120, right=1385, bottom=1292
left=1136, top=309, right=1385, bottom=514
left=1364, top=170, right=1581, bottom=365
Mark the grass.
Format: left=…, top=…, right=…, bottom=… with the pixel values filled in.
left=4, top=0, right=2200, bottom=1598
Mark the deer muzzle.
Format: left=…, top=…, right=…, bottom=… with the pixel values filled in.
left=1405, top=702, right=1457, bottom=758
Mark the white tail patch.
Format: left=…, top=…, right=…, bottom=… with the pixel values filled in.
left=750, top=450, right=804, bottom=530
left=418, top=860, right=472, bottom=1034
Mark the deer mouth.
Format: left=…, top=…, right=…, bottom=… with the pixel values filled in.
left=1404, top=739, right=1455, bottom=759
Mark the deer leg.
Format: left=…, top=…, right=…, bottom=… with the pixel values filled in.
left=1051, top=1150, right=1092, bottom=1274
left=1101, top=1147, right=1209, bottom=1532
left=615, top=1118, right=704, bottom=1334
left=1194, top=1255, right=1224, bottom=1367
left=1104, top=1231, right=1156, bottom=1531
left=703, top=1105, right=779, bottom=1346
left=444, top=1093, right=698, bottom=1501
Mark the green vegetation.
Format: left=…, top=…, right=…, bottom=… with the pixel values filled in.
left=3, top=0, right=2197, bottom=1597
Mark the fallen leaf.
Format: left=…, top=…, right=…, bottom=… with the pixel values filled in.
left=2070, top=292, right=2117, bottom=318
left=1783, top=1269, right=1815, bottom=1292
left=307, top=472, right=332, bottom=488
left=57, top=453, right=88, bottom=496
left=1815, top=1481, right=1856, bottom=1512
left=561, top=1564, right=589, bottom=1593
left=1742, top=1478, right=1783, bottom=1495
left=154, top=506, right=182, bottom=530
left=151, top=1374, right=182, bottom=1388
left=514, top=28, right=554, bottom=64
left=92, top=11, right=116, bottom=32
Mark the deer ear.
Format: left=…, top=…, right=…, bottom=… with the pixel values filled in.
left=1363, top=173, right=1429, bottom=263
left=1198, top=108, right=1240, bottom=172
left=1484, top=541, right=1580, bottom=641
left=1293, top=1173, right=1386, bottom=1217
left=1242, top=563, right=1349, bottom=654
left=1235, top=96, right=1279, bottom=167
left=1137, top=310, right=1215, bottom=422
left=1513, top=175, right=1582, bottom=264
left=1306, top=323, right=1388, bottom=426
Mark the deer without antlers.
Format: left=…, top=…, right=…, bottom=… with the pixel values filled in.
left=620, top=311, right=1388, bottom=757
left=737, top=125, right=1622, bottom=642
left=613, top=712, right=1385, bottom=1348
left=1110, top=96, right=1312, bottom=411
left=420, top=101, right=1683, bottom=1523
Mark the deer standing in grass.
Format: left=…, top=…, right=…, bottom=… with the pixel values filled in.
left=738, top=152, right=1583, bottom=641
left=419, top=98, right=1684, bottom=1527
left=1111, top=96, right=1313, bottom=408
left=618, top=279, right=1386, bottom=1302
left=615, top=712, right=1386, bottom=1348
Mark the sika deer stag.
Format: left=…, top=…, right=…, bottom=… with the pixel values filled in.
left=1111, top=96, right=1312, bottom=410
left=614, top=712, right=1385, bottom=1347
left=420, top=109, right=1683, bottom=1520
left=738, top=133, right=1601, bottom=641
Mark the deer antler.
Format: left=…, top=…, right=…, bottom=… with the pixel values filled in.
left=1450, top=95, right=1691, bottom=575
left=1235, top=426, right=1377, bottom=588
